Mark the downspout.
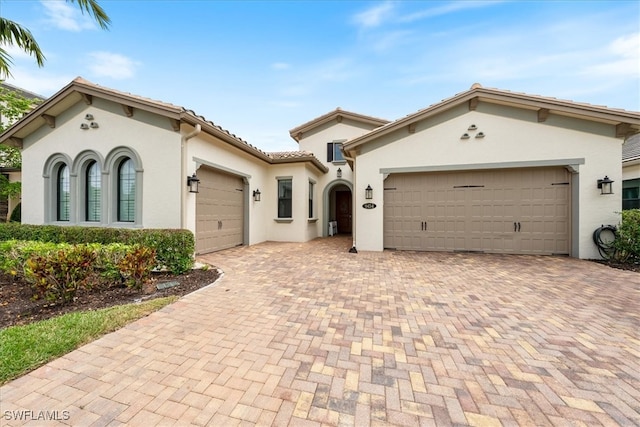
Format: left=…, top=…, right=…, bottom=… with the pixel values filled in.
left=343, top=153, right=358, bottom=253
left=180, top=124, right=201, bottom=229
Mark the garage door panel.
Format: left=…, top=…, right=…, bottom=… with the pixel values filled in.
left=384, top=167, right=570, bottom=255
left=196, top=167, right=244, bottom=254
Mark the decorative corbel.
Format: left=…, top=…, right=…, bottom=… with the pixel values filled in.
left=41, top=114, right=56, bottom=128
left=537, top=108, right=549, bottom=123
left=408, top=123, right=416, bottom=134
left=6, top=137, right=23, bottom=148
left=336, top=115, right=343, bottom=123
left=80, top=93, right=93, bottom=105
left=616, top=123, right=632, bottom=138
left=122, top=105, right=134, bottom=117
left=469, top=97, right=478, bottom=111
left=169, top=119, right=180, bottom=132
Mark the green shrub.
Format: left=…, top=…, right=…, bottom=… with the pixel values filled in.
left=117, top=245, right=156, bottom=290
left=9, top=203, right=20, bottom=223
left=0, top=241, right=158, bottom=303
left=613, top=209, right=640, bottom=262
left=26, top=245, right=98, bottom=304
left=0, top=224, right=194, bottom=273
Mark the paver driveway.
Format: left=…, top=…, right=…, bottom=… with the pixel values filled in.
left=1, top=237, right=639, bottom=426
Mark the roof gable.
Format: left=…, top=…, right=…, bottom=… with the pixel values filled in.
left=289, top=108, right=389, bottom=142
left=0, top=77, right=327, bottom=172
left=343, top=84, right=640, bottom=153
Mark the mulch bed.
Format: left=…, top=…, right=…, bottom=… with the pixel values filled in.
left=0, top=267, right=220, bottom=329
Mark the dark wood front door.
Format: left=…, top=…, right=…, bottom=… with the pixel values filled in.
left=336, top=191, right=352, bottom=234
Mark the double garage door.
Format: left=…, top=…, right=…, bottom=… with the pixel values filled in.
left=384, top=167, right=571, bottom=255
left=196, top=167, right=244, bottom=254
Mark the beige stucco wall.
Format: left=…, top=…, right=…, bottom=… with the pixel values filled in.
left=183, top=127, right=271, bottom=245
left=352, top=103, right=622, bottom=259
left=622, top=161, right=640, bottom=181
left=21, top=98, right=182, bottom=228
left=296, top=118, right=380, bottom=237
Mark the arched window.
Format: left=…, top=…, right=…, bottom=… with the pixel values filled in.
left=117, top=158, right=135, bottom=222
left=57, top=165, right=70, bottom=221
left=86, top=161, right=101, bottom=221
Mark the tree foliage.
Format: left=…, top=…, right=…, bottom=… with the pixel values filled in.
left=0, top=0, right=111, bottom=78
left=0, top=85, right=41, bottom=197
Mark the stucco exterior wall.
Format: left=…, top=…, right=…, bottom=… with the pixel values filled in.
left=352, top=104, right=622, bottom=259
left=21, top=98, right=182, bottom=228
left=183, top=128, right=271, bottom=245
left=296, top=118, right=381, bottom=236
left=623, top=161, right=640, bottom=181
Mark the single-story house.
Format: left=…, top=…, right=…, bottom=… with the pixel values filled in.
left=622, top=133, right=640, bottom=210
left=0, top=77, right=638, bottom=259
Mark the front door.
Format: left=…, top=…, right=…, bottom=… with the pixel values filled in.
left=336, top=190, right=352, bottom=234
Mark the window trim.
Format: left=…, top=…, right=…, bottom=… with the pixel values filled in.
left=43, top=153, right=74, bottom=224
left=276, top=176, right=293, bottom=219
left=327, top=140, right=347, bottom=164
left=105, top=146, right=143, bottom=227
left=72, top=150, right=105, bottom=224
left=308, top=179, right=316, bottom=219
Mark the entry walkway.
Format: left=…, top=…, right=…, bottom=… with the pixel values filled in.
left=1, top=237, right=639, bottom=426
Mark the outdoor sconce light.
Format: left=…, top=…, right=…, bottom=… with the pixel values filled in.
left=253, top=189, right=261, bottom=202
left=337, top=168, right=342, bottom=178
left=80, top=123, right=89, bottom=130
left=365, top=185, right=373, bottom=200
left=187, top=173, right=200, bottom=193
left=597, top=176, right=614, bottom=195
left=85, top=114, right=94, bottom=121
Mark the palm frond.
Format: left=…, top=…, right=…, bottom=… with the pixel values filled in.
left=68, top=0, right=111, bottom=30
left=0, top=18, right=46, bottom=78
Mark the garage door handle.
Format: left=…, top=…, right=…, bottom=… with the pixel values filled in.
left=514, top=222, right=517, bottom=232
left=517, top=222, right=521, bottom=232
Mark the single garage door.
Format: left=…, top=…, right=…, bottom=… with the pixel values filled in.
left=196, top=167, right=244, bottom=254
left=384, top=167, right=570, bottom=255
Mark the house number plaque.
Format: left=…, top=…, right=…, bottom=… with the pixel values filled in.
left=362, top=203, right=377, bottom=209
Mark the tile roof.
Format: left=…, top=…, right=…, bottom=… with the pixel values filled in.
left=623, top=133, right=640, bottom=162
left=0, top=77, right=327, bottom=172
left=344, top=83, right=640, bottom=151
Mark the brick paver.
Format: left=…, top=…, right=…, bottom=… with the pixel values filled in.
left=1, top=237, right=639, bottom=426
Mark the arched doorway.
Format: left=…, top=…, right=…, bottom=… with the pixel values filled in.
left=323, top=180, right=353, bottom=236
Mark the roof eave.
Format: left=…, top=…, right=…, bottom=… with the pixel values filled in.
left=270, top=156, right=329, bottom=173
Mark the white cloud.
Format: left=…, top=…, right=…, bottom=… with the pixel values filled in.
left=399, top=1, right=504, bottom=23
left=41, top=0, right=97, bottom=32
left=86, top=52, right=139, bottom=79
left=582, top=32, right=640, bottom=78
left=271, top=62, right=291, bottom=70
left=352, top=2, right=395, bottom=29
left=5, top=68, right=73, bottom=96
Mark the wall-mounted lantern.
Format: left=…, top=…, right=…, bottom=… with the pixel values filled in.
left=187, top=173, right=200, bottom=193
left=337, top=168, right=342, bottom=178
left=365, top=185, right=373, bottom=200
left=253, top=189, right=261, bottom=202
left=597, top=176, right=614, bottom=195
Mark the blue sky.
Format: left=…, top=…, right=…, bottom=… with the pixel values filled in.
left=2, top=0, right=639, bottom=152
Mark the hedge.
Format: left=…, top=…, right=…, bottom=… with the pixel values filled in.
left=0, top=224, right=194, bottom=274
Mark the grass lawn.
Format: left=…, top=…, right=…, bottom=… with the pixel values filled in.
left=0, top=296, right=177, bottom=384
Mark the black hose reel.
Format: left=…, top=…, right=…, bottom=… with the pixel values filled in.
left=593, top=225, right=617, bottom=260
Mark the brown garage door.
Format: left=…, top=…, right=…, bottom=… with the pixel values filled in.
left=384, top=167, right=571, bottom=255
left=196, top=167, right=244, bottom=254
